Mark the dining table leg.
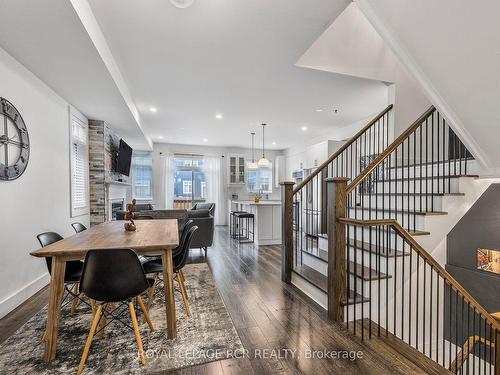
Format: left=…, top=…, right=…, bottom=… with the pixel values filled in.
left=44, top=256, right=66, bottom=362
left=161, top=248, right=176, bottom=339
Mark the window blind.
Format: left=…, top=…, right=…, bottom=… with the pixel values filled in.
left=71, top=119, right=88, bottom=212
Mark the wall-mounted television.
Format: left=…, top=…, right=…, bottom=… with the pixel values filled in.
left=115, top=139, right=133, bottom=176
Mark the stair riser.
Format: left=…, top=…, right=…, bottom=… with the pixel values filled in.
left=388, top=161, right=470, bottom=179
left=368, top=178, right=460, bottom=193
left=348, top=247, right=401, bottom=274
left=356, top=194, right=444, bottom=212
left=348, top=223, right=432, bottom=241
left=302, top=252, right=327, bottom=276
left=349, top=207, right=426, bottom=230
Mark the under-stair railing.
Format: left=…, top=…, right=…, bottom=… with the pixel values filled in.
left=281, top=104, right=393, bottom=284
left=334, top=217, right=500, bottom=375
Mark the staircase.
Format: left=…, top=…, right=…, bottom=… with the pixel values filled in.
left=281, top=105, right=500, bottom=374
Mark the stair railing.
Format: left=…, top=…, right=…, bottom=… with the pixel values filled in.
left=336, top=218, right=500, bottom=375
left=281, top=104, right=393, bottom=284
left=326, top=106, right=496, bottom=373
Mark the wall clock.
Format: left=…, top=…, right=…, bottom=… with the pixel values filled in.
left=0, top=97, right=30, bottom=181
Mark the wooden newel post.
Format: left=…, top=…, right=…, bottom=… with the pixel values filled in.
left=281, top=181, right=295, bottom=283
left=326, top=177, right=349, bottom=322
left=496, top=329, right=500, bottom=375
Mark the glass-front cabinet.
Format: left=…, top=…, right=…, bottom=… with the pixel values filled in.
left=227, top=154, right=245, bottom=184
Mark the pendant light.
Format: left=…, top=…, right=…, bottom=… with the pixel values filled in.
left=248, top=132, right=258, bottom=170
left=258, top=123, right=270, bottom=167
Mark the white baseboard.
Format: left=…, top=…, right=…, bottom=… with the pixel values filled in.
left=0, top=272, right=50, bottom=319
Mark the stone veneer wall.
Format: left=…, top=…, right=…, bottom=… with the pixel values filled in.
left=88, top=120, right=129, bottom=226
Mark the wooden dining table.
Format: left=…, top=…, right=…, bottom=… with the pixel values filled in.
left=30, top=219, right=179, bottom=363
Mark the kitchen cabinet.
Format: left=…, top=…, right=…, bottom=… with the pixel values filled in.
left=227, top=154, right=245, bottom=184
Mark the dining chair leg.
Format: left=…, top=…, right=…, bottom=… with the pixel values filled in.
left=177, top=270, right=191, bottom=317
left=74, top=292, right=85, bottom=309
left=42, top=329, right=47, bottom=341
left=137, top=295, right=154, bottom=331
left=90, top=299, right=96, bottom=315
left=77, top=304, right=103, bottom=375
left=98, top=303, right=109, bottom=338
left=70, top=284, right=79, bottom=315
left=129, top=301, right=146, bottom=366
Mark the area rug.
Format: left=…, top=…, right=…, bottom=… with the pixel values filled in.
left=0, top=263, right=244, bottom=374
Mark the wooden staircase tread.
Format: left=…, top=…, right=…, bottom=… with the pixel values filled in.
left=343, top=289, right=370, bottom=306
left=292, top=264, right=327, bottom=292
left=348, top=261, right=391, bottom=280
left=349, top=206, right=448, bottom=216
left=292, top=265, right=371, bottom=306
left=301, top=246, right=328, bottom=262
left=348, top=239, right=407, bottom=257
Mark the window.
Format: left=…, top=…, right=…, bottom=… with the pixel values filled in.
left=247, top=163, right=273, bottom=194
left=172, top=157, right=207, bottom=208
left=132, top=154, right=153, bottom=200
left=70, top=109, right=89, bottom=217
left=183, top=180, right=192, bottom=194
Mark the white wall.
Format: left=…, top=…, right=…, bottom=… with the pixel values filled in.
left=151, top=142, right=284, bottom=225
left=0, top=47, right=90, bottom=318
left=297, top=2, right=430, bottom=136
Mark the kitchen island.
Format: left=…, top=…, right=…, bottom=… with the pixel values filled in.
left=229, top=200, right=282, bottom=245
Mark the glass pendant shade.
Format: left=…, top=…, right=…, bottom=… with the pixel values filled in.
left=258, top=157, right=270, bottom=167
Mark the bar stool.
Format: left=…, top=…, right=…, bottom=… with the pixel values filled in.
left=230, top=211, right=246, bottom=238
left=234, top=212, right=255, bottom=243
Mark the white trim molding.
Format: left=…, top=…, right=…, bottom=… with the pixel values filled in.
left=0, top=272, right=50, bottom=319
left=355, top=0, right=492, bottom=173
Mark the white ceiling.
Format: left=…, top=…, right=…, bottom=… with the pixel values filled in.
left=0, top=0, right=390, bottom=152
left=87, top=0, right=389, bottom=150
left=357, top=0, right=500, bottom=170
left=0, top=0, right=150, bottom=150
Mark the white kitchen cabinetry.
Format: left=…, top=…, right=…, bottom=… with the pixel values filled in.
left=227, top=154, right=245, bottom=184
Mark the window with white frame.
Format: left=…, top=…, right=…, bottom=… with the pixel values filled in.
left=132, top=154, right=153, bottom=200
left=246, top=164, right=273, bottom=194
left=183, top=180, right=192, bottom=195
left=70, top=110, right=89, bottom=217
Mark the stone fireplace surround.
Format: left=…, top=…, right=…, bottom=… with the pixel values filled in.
left=89, top=119, right=131, bottom=226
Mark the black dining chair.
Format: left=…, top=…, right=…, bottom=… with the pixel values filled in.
left=71, top=222, right=87, bottom=233
left=143, top=225, right=198, bottom=317
left=77, top=248, right=155, bottom=375
left=36, top=232, right=87, bottom=316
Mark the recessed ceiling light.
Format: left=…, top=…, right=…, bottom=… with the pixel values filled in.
left=301, top=126, right=308, bottom=131
left=316, top=109, right=323, bottom=112
left=272, top=141, right=277, bottom=145
left=203, top=138, right=208, bottom=142
left=215, top=113, right=223, bottom=119
left=149, top=107, right=157, bottom=113
left=158, top=135, right=164, bottom=139
left=170, top=0, right=195, bottom=9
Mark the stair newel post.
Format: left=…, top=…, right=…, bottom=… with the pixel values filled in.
left=496, top=329, right=500, bottom=375
left=281, top=181, right=295, bottom=283
left=326, top=177, right=349, bottom=322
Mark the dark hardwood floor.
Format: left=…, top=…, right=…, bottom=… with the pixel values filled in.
left=0, top=226, right=449, bottom=374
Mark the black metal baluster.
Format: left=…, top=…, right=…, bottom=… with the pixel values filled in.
left=431, top=112, right=435, bottom=211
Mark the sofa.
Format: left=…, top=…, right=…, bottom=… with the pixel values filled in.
left=130, top=205, right=215, bottom=256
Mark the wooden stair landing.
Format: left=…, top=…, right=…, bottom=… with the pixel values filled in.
left=352, top=320, right=452, bottom=375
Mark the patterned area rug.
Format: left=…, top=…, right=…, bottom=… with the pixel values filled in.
left=0, top=263, right=244, bottom=374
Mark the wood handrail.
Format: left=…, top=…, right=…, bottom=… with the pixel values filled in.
left=450, top=335, right=495, bottom=373
left=346, top=106, right=436, bottom=194
left=292, top=104, right=393, bottom=195
left=338, top=217, right=500, bottom=332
